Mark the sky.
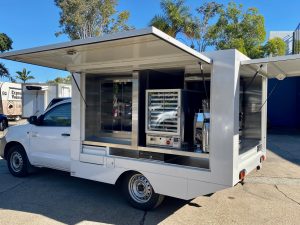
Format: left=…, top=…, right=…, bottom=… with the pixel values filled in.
left=0, top=0, right=300, bottom=82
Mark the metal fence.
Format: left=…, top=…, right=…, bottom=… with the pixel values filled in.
left=293, top=23, right=300, bottom=54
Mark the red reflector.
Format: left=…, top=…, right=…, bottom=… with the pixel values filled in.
left=260, top=155, right=266, bottom=163
left=239, top=169, right=246, bottom=180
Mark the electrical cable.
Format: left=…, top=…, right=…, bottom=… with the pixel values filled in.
left=199, top=62, right=209, bottom=102
left=259, top=79, right=281, bottom=111
left=245, top=64, right=263, bottom=91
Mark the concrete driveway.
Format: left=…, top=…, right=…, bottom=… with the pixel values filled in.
left=0, top=133, right=299, bottom=225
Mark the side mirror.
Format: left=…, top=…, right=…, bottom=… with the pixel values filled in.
left=28, top=116, right=38, bottom=125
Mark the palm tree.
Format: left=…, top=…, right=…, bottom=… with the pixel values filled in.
left=15, top=68, right=35, bottom=83
left=0, top=63, right=9, bottom=78
left=149, top=0, right=198, bottom=39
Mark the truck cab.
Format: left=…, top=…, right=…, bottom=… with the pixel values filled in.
left=0, top=99, right=71, bottom=174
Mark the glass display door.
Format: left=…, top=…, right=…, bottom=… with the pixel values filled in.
left=85, top=76, right=132, bottom=145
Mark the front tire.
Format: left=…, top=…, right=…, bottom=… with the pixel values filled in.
left=123, top=172, right=164, bottom=210
left=7, top=145, right=30, bottom=177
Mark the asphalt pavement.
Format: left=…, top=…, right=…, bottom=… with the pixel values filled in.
left=0, top=130, right=299, bottom=225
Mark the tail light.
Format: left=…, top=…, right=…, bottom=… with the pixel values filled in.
left=239, top=169, right=246, bottom=180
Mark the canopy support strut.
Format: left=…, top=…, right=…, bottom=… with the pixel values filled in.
left=71, top=73, right=88, bottom=107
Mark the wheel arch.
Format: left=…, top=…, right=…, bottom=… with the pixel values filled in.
left=4, top=141, right=26, bottom=160
left=115, top=170, right=139, bottom=187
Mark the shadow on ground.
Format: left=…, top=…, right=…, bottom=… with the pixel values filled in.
left=0, top=161, right=187, bottom=225
left=267, top=130, right=300, bottom=166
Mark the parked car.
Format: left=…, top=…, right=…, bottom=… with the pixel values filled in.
left=46, top=97, right=71, bottom=110
left=0, top=114, right=8, bottom=131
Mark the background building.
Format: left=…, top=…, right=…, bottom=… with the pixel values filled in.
left=268, top=24, right=300, bottom=130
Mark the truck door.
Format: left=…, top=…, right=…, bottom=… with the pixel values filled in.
left=29, top=102, right=71, bottom=171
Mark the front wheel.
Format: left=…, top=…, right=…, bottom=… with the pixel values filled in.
left=7, top=145, right=30, bottom=177
left=123, top=172, right=164, bottom=210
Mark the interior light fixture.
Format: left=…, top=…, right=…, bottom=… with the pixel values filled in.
left=275, top=74, right=286, bottom=80
left=67, top=49, right=77, bottom=55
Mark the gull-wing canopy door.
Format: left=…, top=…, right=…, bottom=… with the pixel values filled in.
left=241, top=54, right=300, bottom=79
left=0, top=27, right=211, bottom=74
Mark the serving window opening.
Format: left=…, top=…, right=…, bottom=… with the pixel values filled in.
left=84, top=66, right=211, bottom=169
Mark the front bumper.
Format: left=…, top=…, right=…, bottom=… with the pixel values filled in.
left=0, top=136, right=7, bottom=158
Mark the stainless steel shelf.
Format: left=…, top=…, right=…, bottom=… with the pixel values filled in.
left=82, top=141, right=209, bottom=159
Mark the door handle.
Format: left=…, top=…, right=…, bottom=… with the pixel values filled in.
left=31, top=132, right=38, bottom=137
left=61, top=133, right=70, bottom=137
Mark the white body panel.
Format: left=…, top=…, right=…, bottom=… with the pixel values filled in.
left=29, top=125, right=71, bottom=171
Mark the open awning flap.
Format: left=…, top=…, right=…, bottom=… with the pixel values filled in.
left=0, top=27, right=211, bottom=73
left=241, top=54, right=300, bottom=79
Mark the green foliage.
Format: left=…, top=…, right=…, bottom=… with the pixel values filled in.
left=193, top=2, right=223, bottom=51
left=263, top=37, right=286, bottom=57
left=55, top=0, right=133, bottom=40
left=149, top=0, right=197, bottom=38
left=206, top=2, right=266, bottom=58
left=0, top=33, right=13, bottom=79
left=15, top=68, right=35, bottom=83
left=0, top=33, right=12, bottom=53
left=0, top=63, right=9, bottom=78
left=46, top=74, right=72, bottom=84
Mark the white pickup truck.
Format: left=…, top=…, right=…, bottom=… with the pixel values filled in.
left=0, top=98, right=165, bottom=209
left=0, top=99, right=71, bottom=176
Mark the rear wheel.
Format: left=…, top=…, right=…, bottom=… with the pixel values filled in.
left=123, top=172, right=164, bottom=210
left=7, top=145, right=30, bottom=177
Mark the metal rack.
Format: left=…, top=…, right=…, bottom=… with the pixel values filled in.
left=146, top=89, right=181, bottom=135
left=145, top=89, right=184, bottom=149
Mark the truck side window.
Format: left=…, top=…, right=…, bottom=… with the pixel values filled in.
left=42, top=103, right=71, bottom=127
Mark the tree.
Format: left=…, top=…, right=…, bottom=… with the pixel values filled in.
left=193, top=2, right=223, bottom=51
left=263, top=37, right=286, bottom=57
left=55, top=0, right=133, bottom=40
left=15, top=68, right=35, bottom=83
left=149, top=0, right=197, bottom=39
left=0, top=33, right=13, bottom=79
left=47, top=75, right=72, bottom=84
left=205, top=2, right=266, bottom=59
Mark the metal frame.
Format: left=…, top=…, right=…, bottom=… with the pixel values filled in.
left=131, top=71, right=139, bottom=147
left=0, top=27, right=211, bottom=71
left=82, top=140, right=209, bottom=159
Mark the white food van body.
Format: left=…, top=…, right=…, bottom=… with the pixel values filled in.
left=0, top=27, right=299, bottom=209
left=0, top=82, right=22, bottom=120
left=22, top=83, right=71, bottom=118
